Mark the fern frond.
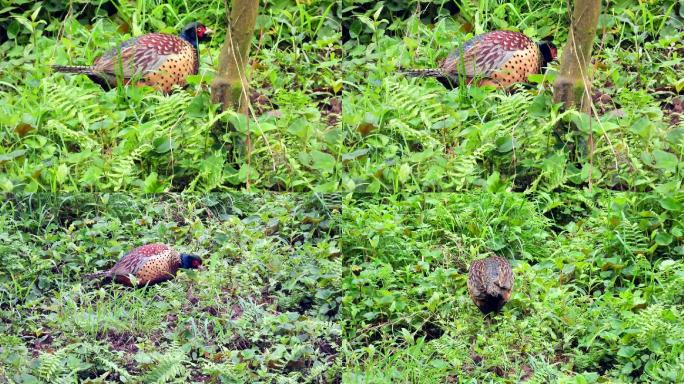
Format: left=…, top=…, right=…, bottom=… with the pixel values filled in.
left=142, top=342, right=188, bottom=384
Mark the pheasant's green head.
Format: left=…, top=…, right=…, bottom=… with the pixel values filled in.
left=179, top=22, right=213, bottom=47
left=180, top=254, right=203, bottom=269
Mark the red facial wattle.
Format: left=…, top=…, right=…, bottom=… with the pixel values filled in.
left=196, top=26, right=206, bottom=38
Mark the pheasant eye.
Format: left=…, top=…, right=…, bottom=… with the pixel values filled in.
left=197, top=26, right=205, bottom=38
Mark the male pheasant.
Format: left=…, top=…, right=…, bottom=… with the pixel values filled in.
left=84, top=243, right=202, bottom=287
left=52, top=22, right=212, bottom=93
left=467, top=255, right=513, bottom=314
left=402, top=31, right=557, bottom=89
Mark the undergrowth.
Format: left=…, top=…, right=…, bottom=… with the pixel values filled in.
left=341, top=0, right=684, bottom=193
left=0, top=193, right=342, bottom=383
left=0, top=0, right=341, bottom=192
left=341, top=192, right=684, bottom=382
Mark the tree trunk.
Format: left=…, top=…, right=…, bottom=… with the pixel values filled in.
left=552, top=0, right=601, bottom=112
left=211, top=0, right=259, bottom=114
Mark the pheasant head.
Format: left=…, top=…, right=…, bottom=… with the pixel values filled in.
left=179, top=22, right=213, bottom=47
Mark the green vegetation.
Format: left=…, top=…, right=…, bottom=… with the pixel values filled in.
left=0, top=193, right=341, bottom=382
left=2, top=0, right=684, bottom=383
left=1, top=0, right=340, bottom=192
left=342, top=193, right=684, bottom=382
left=342, top=0, right=684, bottom=192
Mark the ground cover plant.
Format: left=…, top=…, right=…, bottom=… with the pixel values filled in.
left=342, top=192, right=684, bottom=382
left=0, top=0, right=341, bottom=192
left=0, top=193, right=342, bottom=382
left=342, top=0, right=684, bottom=192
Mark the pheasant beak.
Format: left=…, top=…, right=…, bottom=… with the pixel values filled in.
left=204, top=28, right=214, bottom=36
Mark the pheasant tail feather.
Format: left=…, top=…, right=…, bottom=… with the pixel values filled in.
left=399, top=68, right=459, bottom=89
left=83, top=271, right=111, bottom=280
left=399, top=68, right=446, bottom=78
left=52, top=65, right=96, bottom=75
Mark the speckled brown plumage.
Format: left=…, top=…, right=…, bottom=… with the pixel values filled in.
left=402, top=31, right=557, bottom=89
left=467, top=256, right=513, bottom=314
left=84, top=243, right=202, bottom=287
left=52, top=22, right=212, bottom=93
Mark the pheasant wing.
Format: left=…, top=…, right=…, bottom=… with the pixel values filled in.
left=92, top=34, right=186, bottom=78
left=467, top=259, right=487, bottom=300
left=494, top=257, right=513, bottom=291
left=108, top=243, right=173, bottom=276
left=441, top=32, right=528, bottom=78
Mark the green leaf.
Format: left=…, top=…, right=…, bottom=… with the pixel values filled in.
left=80, top=166, right=102, bottom=186
left=0, top=150, right=26, bottom=162
left=496, top=135, right=514, bottom=153
left=55, top=163, right=68, bottom=183
left=659, top=197, right=682, bottom=211
left=13, top=16, right=33, bottom=32
left=287, top=118, right=311, bottom=139
left=617, top=346, right=637, bottom=359
left=229, top=113, right=249, bottom=134
left=580, top=163, right=602, bottom=181
left=143, top=172, right=165, bottom=193
left=397, top=163, right=411, bottom=182
left=570, top=112, right=592, bottom=133
left=630, top=117, right=653, bottom=138
left=655, top=231, right=673, bottom=246
left=486, top=171, right=505, bottom=193
left=659, top=259, right=676, bottom=270
left=527, top=73, right=545, bottom=84
left=529, top=94, right=551, bottom=116
left=309, top=150, right=336, bottom=172
left=30, top=5, right=41, bottom=22
left=652, top=150, right=678, bottom=171
left=341, top=148, right=370, bottom=162
left=430, top=118, right=456, bottom=130
left=252, top=122, right=276, bottom=136
left=430, top=359, right=449, bottom=369
left=153, top=137, right=172, bottom=154
left=187, top=93, right=209, bottom=117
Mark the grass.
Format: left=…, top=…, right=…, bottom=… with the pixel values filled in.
left=0, top=193, right=341, bottom=383
left=341, top=192, right=684, bottom=382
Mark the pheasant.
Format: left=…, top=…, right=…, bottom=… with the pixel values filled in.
left=467, top=255, right=513, bottom=314
left=52, top=22, right=212, bottom=93
left=401, top=31, right=557, bottom=89
left=84, top=243, right=202, bottom=287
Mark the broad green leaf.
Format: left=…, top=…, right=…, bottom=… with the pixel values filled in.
left=0, top=150, right=26, bottom=162
left=341, top=148, right=370, bottom=162
left=659, top=197, right=682, bottom=211
left=153, top=137, right=172, bottom=154
left=310, top=150, right=336, bottom=172
left=496, top=135, right=514, bottom=153
left=655, top=231, right=673, bottom=246
left=652, top=150, right=678, bottom=171
left=397, top=163, right=411, bottom=182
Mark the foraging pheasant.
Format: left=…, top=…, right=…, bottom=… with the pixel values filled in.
left=52, top=22, right=212, bottom=93
left=402, top=31, right=557, bottom=89
left=84, top=243, right=202, bottom=287
left=467, top=256, right=513, bottom=314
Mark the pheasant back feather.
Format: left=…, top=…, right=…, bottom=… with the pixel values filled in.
left=52, top=22, right=211, bottom=93
left=85, top=243, right=195, bottom=287
left=403, top=30, right=555, bottom=89
left=467, top=255, right=513, bottom=314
